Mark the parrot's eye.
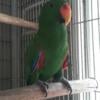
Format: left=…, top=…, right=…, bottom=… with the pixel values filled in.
left=49, top=3, right=54, bottom=8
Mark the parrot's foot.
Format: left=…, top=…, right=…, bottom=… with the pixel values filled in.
left=60, top=77, right=72, bottom=95
left=37, top=80, right=49, bottom=97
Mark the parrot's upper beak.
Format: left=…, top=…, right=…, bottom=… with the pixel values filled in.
left=60, top=3, right=71, bottom=25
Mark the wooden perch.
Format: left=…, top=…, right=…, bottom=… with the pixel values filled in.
left=0, top=79, right=97, bottom=100
left=0, top=13, right=38, bottom=30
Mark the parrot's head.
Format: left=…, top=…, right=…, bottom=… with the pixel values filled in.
left=39, top=0, right=71, bottom=27
left=59, top=2, right=71, bottom=25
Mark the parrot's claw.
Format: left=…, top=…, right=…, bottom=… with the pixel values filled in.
left=37, top=80, right=49, bottom=97
left=61, top=77, right=72, bottom=95
left=43, top=82, right=49, bottom=89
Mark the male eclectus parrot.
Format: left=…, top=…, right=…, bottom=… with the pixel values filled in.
left=25, top=0, right=72, bottom=96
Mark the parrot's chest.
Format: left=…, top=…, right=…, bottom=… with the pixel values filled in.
left=38, top=29, right=68, bottom=80
left=39, top=41, right=68, bottom=81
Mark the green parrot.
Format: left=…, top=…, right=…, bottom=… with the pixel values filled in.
left=25, top=0, right=72, bottom=96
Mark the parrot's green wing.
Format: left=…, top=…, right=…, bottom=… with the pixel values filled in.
left=24, top=34, right=40, bottom=85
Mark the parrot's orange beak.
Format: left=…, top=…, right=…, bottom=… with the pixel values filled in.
left=60, top=3, right=71, bottom=25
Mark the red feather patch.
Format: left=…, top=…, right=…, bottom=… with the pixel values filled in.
left=62, top=55, right=69, bottom=70
left=36, top=51, right=45, bottom=70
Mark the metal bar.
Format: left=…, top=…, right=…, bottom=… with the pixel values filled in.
left=72, top=18, right=100, bottom=25
left=24, top=1, right=45, bottom=12
left=0, top=79, right=98, bottom=100
left=0, top=13, right=38, bottom=30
